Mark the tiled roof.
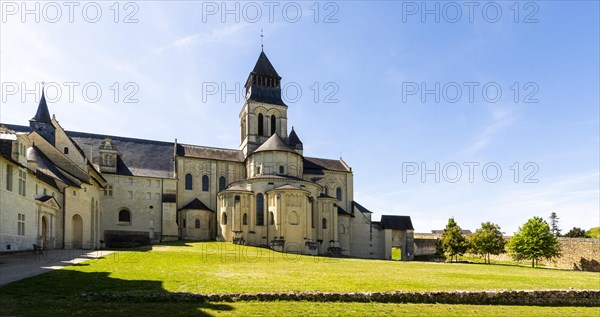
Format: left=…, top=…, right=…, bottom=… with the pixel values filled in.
left=68, top=131, right=175, bottom=179
left=381, top=215, right=414, bottom=230
left=254, top=134, right=297, bottom=154
left=304, top=157, right=350, bottom=173
left=180, top=198, right=213, bottom=211
left=177, top=144, right=243, bottom=162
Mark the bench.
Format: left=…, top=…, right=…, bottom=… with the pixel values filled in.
left=33, top=244, right=43, bottom=255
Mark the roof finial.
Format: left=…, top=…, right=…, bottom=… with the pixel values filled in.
left=260, top=28, right=264, bottom=51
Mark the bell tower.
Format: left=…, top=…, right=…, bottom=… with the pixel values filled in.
left=240, top=50, right=288, bottom=157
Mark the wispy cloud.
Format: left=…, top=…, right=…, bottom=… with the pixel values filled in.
left=463, top=106, right=516, bottom=155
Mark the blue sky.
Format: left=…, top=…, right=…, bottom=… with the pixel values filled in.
left=1, top=1, right=598, bottom=234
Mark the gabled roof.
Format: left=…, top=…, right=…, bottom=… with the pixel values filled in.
left=381, top=215, right=414, bottom=230
left=30, top=90, right=51, bottom=123
left=177, top=144, right=244, bottom=162
left=68, top=131, right=175, bottom=179
left=337, top=205, right=352, bottom=216
left=223, top=184, right=252, bottom=192
left=254, top=134, right=297, bottom=154
left=304, top=157, right=351, bottom=173
left=353, top=201, right=372, bottom=214
left=179, top=198, right=213, bottom=211
left=251, top=51, right=280, bottom=78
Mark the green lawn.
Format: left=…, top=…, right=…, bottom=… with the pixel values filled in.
left=1, top=241, right=599, bottom=316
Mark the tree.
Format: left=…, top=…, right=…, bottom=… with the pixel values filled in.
left=439, top=217, right=468, bottom=262
left=468, top=222, right=506, bottom=264
left=563, top=227, right=588, bottom=238
left=507, top=216, right=561, bottom=267
left=587, top=227, right=600, bottom=239
left=549, top=212, right=561, bottom=237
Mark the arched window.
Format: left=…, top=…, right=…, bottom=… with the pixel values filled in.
left=185, top=173, right=193, bottom=190
left=336, top=187, right=342, bottom=201
left=271, top=115, right=276, bottom=135
left=222, top=212, right=227, bottom=225
left=219, top=176, right=227, bottom=192
left=118, top=209, right=131, bottom=223
left=289, top=211, right=298, bottom=225
left=63, top=147, right=69, bottom=154
left=269, top=212, right=275, bottom=225
left=324, top=187, right=328, bottom=195
left=243, top=213, right=248, bottom=225
left=256, top=194, right=264, bottom=225
left=279, top=165, right=284, bottom=174
left=256, top=166, right=261, bottom=175
left=258, top=113, right=264, bottom=136
left=202, top=175, right=209, bottom=192
left=195, top=219, right=201, bottom=229
left=322, top=218, right=327, bottom=229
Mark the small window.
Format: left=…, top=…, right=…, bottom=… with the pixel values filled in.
left=17, top=213, right=25, bottom=235
left=6, top=164, right=13, bottom=191
left=185, top=173, right=193, bottom=190
left=336, top=187, right=342, bottom=201
left=258, top=113, right=264, bottom=136
left=63, top=147, right=69, bottom=154
left=269, top=212, right=275, bottom=225
left=256, top=194, right=264, bottom=226
left=119, top=210, right=131, bottom=223
left=222, top=212, right=228, bottom=225
left=195, top=219, right=201, bottom=229
left=104, top=185, right=113, bottom=196
left=270, top=115, right=276, bottom=135
left=202, top=175, right=209, bottom=192
left=256, top=166, right=261, bottom=175
left=219, top=176, right=227, bottom=192
left=279, top=166, right=284, bottom=174
left=322, top=218, right=327, bottom=229
left=243, top=213, right=248, bottom=225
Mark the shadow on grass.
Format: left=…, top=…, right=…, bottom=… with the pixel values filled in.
left=0, top=269, right=234, bottom=316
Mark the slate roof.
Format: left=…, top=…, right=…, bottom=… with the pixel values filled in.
left=180, top=198, right=213, bottom=211
left=31, top=146, right=79, bottom=187
left=353, top=201, right=372, bottom=214
left=381, top=215, right=414, bottom=230
left=177, top=144, right=244, bottom=162
left=337, top=205, right=352, bottom=216
left=304, top=157, right=350, bottom=173
left=30, top=90, right=51, bottom=123
left=287, top=127, right=303, bottom=148
left=35, top=194, right=54, bottom=202
left=254, top=134, right=297, bottom=154
left=251, top=51, right=281, bottom=78
left=318, top=193, right=336, bottom=200
left=68, top=131, right=175, bottom=179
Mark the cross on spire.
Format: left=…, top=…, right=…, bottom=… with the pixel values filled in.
left=260, top=29, right=264, bottom=51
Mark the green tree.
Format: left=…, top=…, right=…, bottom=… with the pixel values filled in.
left=549, top=212, right=561, bottom=237
left=468, top=222, right=506, bottom=264
left=439, top=217, right=468, bottom=262
left=563, top=227, right=588, bottom=238
left=586, top=227, right=600, bottom=238
left=507, top=216, right=561, bottom=267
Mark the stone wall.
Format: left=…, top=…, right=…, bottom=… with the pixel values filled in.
left=414, top=238, right=438, bottom=256
left=81, top=290, right=600, bottom=306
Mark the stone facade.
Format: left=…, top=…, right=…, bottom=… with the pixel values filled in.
left=0, top=51, right=414, bottom=260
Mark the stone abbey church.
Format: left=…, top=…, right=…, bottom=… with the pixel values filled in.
left=0, top=51, right=414, bottom=260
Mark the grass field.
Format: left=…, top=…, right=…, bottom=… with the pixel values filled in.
left=1, top=241, right=599, bottom=316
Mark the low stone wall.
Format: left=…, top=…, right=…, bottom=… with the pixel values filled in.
left=80, top=290, right=600, bottom=306
left=414, top=238, right=438, bottom=256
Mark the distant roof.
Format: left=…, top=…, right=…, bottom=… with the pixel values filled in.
left=431, top=229, right=472, bottom=235
left=352, top=201, right=372, bottom=214
left=254, top=134, right=297, bottom=154
left=304, top=157, right=350, bottom=173
left=68, top=131, right=175, bottom=179
left=381, top=215, right=414, bottom=230
left=251, top=51, right=280, bottom=78
left=177, top=144, right=244, bottom=162
left=31, top=90, right=51, bottom=123
left=180, top=198, right=213, bottom=211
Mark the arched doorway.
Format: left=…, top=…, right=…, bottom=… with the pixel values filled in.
left=72, top=214, right=83, bottom=249
left=41, top=216, right=49, bottom=248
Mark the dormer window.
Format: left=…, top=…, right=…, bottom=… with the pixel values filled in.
left=63, top=147, right=69, bottom=154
